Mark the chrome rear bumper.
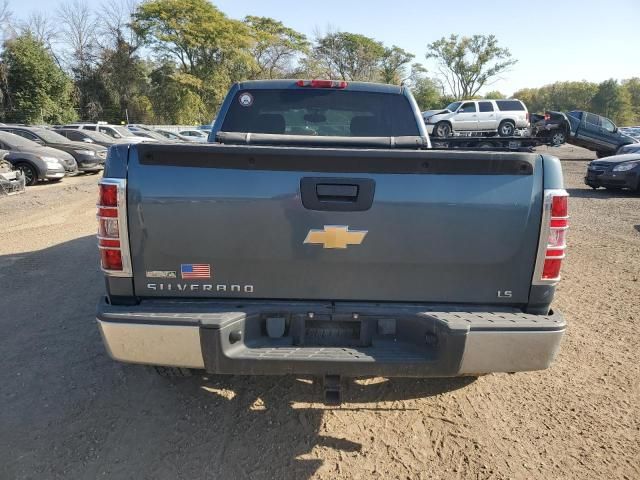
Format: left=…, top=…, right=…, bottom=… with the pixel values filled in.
left=97, top=300, right=565, bottom=376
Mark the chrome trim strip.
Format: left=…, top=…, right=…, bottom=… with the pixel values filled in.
left=97, top=235, right=119, bottom=241
left=532, top=189, right=568, bottom=286
left=98, top=178, right=132, bottom=277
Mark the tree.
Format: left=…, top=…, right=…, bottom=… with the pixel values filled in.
left=148, top=62, right=206, bottom=124
left=591, top=79, right=633, bottom=125
left=513, top=81, right=598, bottom=114
left=94, top=0, right=151, bottom=123
left=312, top=31, right=385, bottom=81
left=484, top=90, right=505, bottom=99
left=132, top=0, right=253, bottom=114
left=425, top=34, right=516, bottom=99
left=411, top=76, right=443, bottom=110
left=1, top=34, right=76, bottom=123
left=622, top=78, right=640, bottom=123
left=244, top=16, right=309, bottom=79
left=379, top=46, right=414, bottom=84
left=19, top=12, right=60, bottom=68
left=58, top=0, right=100, bottom=119
left=0, top=0, right=16, bottom=42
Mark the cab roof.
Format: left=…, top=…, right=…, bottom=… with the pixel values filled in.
left=235, top=79, right=404, bottom=95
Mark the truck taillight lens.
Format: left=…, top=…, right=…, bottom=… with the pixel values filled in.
left=533, top=189, right=568, bottom=284
left=97, top=179, right=132, bottom=276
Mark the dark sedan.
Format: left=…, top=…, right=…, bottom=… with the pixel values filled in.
left=585, top=153, right=640, bottom=192
left=0, top=126, right=107, bottom=173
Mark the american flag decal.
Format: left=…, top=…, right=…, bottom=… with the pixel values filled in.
left=180, top=263, right=211, bottom=279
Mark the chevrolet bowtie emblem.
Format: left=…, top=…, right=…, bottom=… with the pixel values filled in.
left=304, top=225, right=368, bottom=249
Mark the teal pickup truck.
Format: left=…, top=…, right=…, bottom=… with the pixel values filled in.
left=95, top=80, right=568, bottom=403
left=567, top=110, right=638, bottom=158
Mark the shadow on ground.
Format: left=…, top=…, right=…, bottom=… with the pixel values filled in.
left=0, top=235, right=475, bottom=480
left=566, top=186, right=640, bottom=199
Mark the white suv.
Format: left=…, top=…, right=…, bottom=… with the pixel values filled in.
left=423, top=99, right=530, bottom=137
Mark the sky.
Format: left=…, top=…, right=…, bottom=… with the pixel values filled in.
left=9, top=0, right=640, bottom=95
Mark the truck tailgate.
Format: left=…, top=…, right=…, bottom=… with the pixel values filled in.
left=127, top=144, right=543, bottom=304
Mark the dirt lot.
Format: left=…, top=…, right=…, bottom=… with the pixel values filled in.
left=1, top=146, right=638, bottom=480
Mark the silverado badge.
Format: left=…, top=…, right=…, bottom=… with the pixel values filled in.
left=304, top=225, right=368, bottom=249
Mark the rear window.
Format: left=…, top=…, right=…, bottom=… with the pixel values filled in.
left=495, top=100, right=525, bottom=111
left=221, top=89, right=420, bottom=137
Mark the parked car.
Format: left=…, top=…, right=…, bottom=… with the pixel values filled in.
left=96, top=79, right=568, bottom=404
left=616, top=142, right=640, bottom=155
left=131, top=129, right=177, bottom=142
left=178, top=129, right=208, bottom=142
left=155, top=129, right=195, bottom=142
left=566, top=111, right=638, bottom=158
left=423, top=99, right=530, bottom=137
left=619, top=126, right=640, bottom=140
left=54, top=128, right=125, bottom=148
left=585, top=153, right=640, bottom=192
left=0, top=131, right=70, bottom=185
left=0, top=126, right=106, bottom=173
left=62, top=123, right=151, bottom=144
left=530, top=111, right=571, bottom=146
left=0, top=154, right=25, bottom=195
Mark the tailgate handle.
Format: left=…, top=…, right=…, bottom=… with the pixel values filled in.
left=301, top=177, right=375, bottom=212
left=316, top=184, right=359, bottom=201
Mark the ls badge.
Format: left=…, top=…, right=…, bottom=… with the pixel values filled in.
left=304, top=225, right=367, bottom=249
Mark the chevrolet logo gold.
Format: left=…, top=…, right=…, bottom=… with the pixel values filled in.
left=304, top=225, right=368, bottom=249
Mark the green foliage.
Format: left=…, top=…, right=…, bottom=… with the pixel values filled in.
left=379, top=46, right=414, bottom=84
left=591, top=79, right=633, bottom=125
left=513, top=80, right=638, bottom=125
left=484, top=90, right=506, bottom=99
left=133, top=0, right=253, bottom=119
left=312, top=31, right=386, bottom=81
left=244, top=16, right=309, bottom=79
left=90, top=42, right=152, bottom=123
left=622, top=78, right=640, bottom=123
left=148, top=62, right=207, bottom=124
left=1, top=34, right=76, bottom=123
left=411, top=77, right=443, bottom=110
left=425, top=34, right=516, bottom=99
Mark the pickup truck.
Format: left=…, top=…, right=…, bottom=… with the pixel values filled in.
left=566, top=110, right=638, bottom=157
left=96, top=79, right=568, bottom=403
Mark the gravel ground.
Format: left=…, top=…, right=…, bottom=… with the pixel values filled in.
left=0, top=147, right=638, bottom=480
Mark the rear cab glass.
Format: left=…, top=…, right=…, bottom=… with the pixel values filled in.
left=221, top=89, right=420, bottom=137
left=496, top=100, right=525, bottom=111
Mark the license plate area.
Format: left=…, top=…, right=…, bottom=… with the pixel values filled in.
left=304, top=320, right=362, bottom=346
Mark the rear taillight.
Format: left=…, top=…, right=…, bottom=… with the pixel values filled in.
left=296, top=79, right=348, bottom=89
left=97, top=179, right=132, bottom=276
left=533, top=189, right=568, bottom=284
